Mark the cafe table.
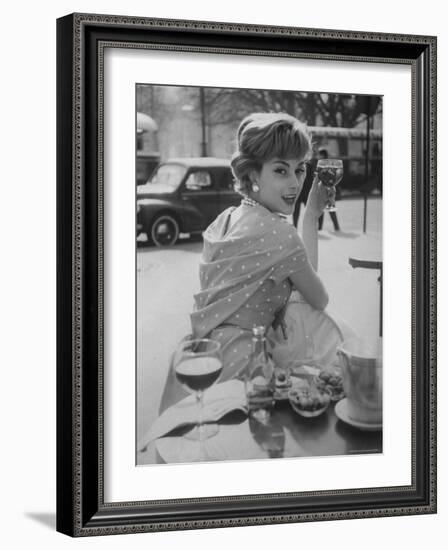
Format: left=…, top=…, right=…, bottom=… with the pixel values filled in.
left=142, top=365, right=382, bottom=465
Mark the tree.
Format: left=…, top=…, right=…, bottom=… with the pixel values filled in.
left=202, top=87, right=381, bottom=128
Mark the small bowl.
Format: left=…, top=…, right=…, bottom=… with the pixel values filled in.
left=288, top=387, right=331, bottom=418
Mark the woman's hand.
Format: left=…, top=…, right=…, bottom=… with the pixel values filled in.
left=304, top=175, right=334, bottom=219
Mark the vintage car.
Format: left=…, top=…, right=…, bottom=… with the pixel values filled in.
left=136, top=150, right=160, bottom=186
left=136, top=157, right=241, bottom=246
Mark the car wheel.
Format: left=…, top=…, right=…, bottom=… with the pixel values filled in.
left=150, top=214, right=180, bottom=247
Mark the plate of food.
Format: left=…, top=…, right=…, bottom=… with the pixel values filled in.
left=289, top=363, right=322, bottom=383
left=314, top=367, right=345, bottom=402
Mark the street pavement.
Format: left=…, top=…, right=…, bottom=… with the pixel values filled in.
left=136, top=197, right=382, bottom=453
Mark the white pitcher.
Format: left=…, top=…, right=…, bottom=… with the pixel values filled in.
left=337, top=338, right=382, bottom=424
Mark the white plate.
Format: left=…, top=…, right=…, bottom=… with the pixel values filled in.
left=334, top=398, right=382, bottom=431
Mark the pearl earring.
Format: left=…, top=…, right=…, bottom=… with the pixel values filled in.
left=252, top=183, right=260, bottom=192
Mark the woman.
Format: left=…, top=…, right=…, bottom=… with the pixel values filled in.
left=190, top=112, right=351, bottom=381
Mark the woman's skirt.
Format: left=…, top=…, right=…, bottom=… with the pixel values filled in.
left=269, top=293, right=356, bottom=369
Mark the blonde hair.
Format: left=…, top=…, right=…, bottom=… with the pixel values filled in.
left=230, top=112, right=313, bottom=195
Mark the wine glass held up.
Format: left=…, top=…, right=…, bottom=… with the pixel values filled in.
left=173, top=338, right=223, bottom=442
left=316, top=159, right=344, bottom=212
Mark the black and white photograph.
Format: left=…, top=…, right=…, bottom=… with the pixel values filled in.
left=136, top=84, right=384, bottom=465
left=1, top=0, right=443, bottom=544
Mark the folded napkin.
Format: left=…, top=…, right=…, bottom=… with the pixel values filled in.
left=138, top=380, right=247, bottom=452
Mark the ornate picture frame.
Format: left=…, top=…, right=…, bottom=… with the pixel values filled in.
left=56, top=13, right=436, bottom=536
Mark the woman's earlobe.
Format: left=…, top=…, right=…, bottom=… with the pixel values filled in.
left=249, top=170, right=260, bottom=193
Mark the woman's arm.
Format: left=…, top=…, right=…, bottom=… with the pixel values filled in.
left=289, top=263, right=328, bottom=311
left=302, top=209, right=319, bottom=271
left=300, top=176, right=329, bottom=271
left=290, top=176, right=330, bottom=310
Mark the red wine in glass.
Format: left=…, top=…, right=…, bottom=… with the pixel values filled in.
left=175, top=357, right=223, bottom=393
left=173, top=338, right=223, bottom=444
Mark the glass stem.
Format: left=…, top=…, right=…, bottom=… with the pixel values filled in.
left=196, top=390, right=204, bottom=442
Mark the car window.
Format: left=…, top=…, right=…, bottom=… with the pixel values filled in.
left=185, top=171, right=212, bottom=191
left=216, top=169, right=236, bottom=191
left=150, top=164, right=186, bottom=188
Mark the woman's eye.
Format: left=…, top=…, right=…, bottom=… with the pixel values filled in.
left=274, top=168, right=286, bottom=175
left=296, top=168, right=306, bottom=175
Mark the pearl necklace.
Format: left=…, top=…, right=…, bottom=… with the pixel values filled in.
left=241, top=196, right=260, bottom=207
left=241, top=195, right=288, bottom=221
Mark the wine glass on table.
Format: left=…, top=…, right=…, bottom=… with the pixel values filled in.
left=173, top=338, right=223, bottom=442
left=316, top=159, right=343, bottom=212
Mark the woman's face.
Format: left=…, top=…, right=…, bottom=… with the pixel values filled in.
left=253, top=157, right=308, bottom=215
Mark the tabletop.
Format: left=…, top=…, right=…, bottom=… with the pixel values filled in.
left=151, top=366, right=382, bottom=464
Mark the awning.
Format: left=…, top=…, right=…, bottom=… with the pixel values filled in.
left=137, top=112, right=158, bottom=134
